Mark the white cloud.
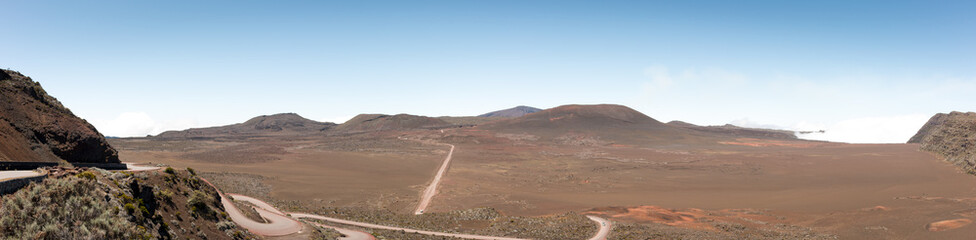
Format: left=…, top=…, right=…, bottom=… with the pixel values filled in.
left=92, top=112, right=198, bottom=137
left=641, top=66, right=673, bottom=93
left=725, top=115, right=932, bottom=144
left=729, top=118, right=789, bottom=130
left=793, top=114, right=931, bottom=144
left=641, top=66, right=748, bottom=95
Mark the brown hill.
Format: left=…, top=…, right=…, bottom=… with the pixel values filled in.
left=484, top=104, right=666, bottom=129
left=908, top=111, right=976, bottom=173
left=155, top=113, right=335, bottom=139
left=332, top=114, right=453, bottom=134
left=478, top=106, right=542, bottom=118
left=480, top=104, right=704, bottom=145
left=0, top=69, right=119, bottom=163
left=667, top=121, right=798, bottom=140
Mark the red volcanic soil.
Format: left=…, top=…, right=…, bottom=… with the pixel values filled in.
left=0, top=69, right=119, bottom=163
left=927, top=219, right=972, bottom=232
left=585, top=206, right=708, bottom=229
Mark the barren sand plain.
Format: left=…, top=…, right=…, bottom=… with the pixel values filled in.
left=111, top=128, right=976, bottom=239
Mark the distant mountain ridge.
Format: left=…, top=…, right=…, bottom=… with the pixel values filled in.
left=0, top=69, right=120, bottom=163
left=666, top=121, right=797, bottom=140
left=333, top=114, right=453, bottom=134
left=156, top=113, right=336, bottom=138
left=478, top=106, right=542, bottom=118
left=478, top=104, right=696, bottom=145
left=909, top=111, right=976, bottom=173
left=150, top=104, right=812, bottom=145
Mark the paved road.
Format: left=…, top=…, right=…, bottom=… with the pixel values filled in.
left=0, top=170, right=44, bottom=181
left=586, top=215, right=613, bottom=240
left=414, top=143, right=455, bottom=215
left=123, top=162, right=161, bottom=172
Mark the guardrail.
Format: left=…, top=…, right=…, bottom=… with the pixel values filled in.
left=0, top=172, right=46, bottom=195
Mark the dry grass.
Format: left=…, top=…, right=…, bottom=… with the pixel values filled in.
left=0, top=168, right=259, bottom=240
left=0, top=174, right=145, bottom=239
left=300, top=206, right=597, bottom=240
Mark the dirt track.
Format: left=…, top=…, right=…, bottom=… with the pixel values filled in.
left=586, top=215, right=611, bottom=240
left=414, top=143, right=455, bottom=215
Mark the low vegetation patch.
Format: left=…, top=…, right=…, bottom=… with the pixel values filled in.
left=0, top=167, right=258, bottom=240
left=305, top=206, right=596, bottom=240
left=0, top=173, right=145, bottom=239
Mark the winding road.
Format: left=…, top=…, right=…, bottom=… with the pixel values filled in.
left=211, top=171, right=614, bottom=240
left=414, top=143, right=455, bottom=215
left=586, top=216, right=612, bottom=240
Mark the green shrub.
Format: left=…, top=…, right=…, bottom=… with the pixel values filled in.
left=76, top=171, right=97, bottom=180
left=124, top=203, right=136, bottom=214
left=157, top=189, right=174, bottom=204
left=0, top=177, right=142, bottom=238
left=187, top=190, right=213, bottom=216
left=164, top=167, right=176, bottom=175
left=186, top=167, right=196, bottom=176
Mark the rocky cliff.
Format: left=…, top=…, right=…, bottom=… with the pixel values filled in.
left=909, top=111, right=976, bottom=173
left=0, top=69, right=120, bottom=163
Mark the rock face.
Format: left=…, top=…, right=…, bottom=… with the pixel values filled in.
left=908, top=112, right=976, bottom=173
left=478, top=106, right=542, bottom=118
left=0, top=69, right=120, bottom=163
left=156, top=113, right=335, bottom=138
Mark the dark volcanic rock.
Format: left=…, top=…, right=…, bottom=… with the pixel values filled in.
left=478, top=106, right=542, bottom=118
left=909, top=111, right=976, bottom=173
left=0, top=69, right=120, bottom=163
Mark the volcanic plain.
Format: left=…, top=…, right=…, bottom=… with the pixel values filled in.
left=109, top=105, right=976, bottom=239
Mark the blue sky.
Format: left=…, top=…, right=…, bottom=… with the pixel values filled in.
left=3, top=1, right=974, bottom=142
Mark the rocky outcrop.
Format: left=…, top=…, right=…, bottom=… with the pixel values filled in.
left=909, top=111, right=976, bottom=173
left=0, top=69, right=120, bottom=163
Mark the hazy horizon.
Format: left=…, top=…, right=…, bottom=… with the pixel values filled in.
left=4, top=1, right=973, bottom=143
